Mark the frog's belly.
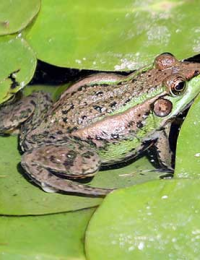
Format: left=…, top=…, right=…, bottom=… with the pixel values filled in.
left=98, top=138, right=151, bottom=165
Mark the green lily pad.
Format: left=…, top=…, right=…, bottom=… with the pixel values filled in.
left=0, top=208, right=94, bottom=260
left=25, top=0, right=200, bottom=70
left=175, top=93, right=200, bottom=178
left=86, top=179, right=200, bottom=260
left=0, top=0, right=40, bottom=35
left=89, top=157, right=166, bottom=190
left=0, top=35, right=36, bottom=103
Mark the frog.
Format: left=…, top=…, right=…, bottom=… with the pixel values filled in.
left=1, top=52, right=200, bottom=196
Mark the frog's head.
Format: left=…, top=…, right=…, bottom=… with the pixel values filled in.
left=152, top=53, right=200, bottom=120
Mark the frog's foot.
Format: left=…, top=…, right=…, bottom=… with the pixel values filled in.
left=0, top=91, right=52, bottom=133
left=21, top=144, right=113, bottom=196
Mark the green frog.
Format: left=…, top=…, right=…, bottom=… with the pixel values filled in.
left=1, top=53, right=200, bottom=196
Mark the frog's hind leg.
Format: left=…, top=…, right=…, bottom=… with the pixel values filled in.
left=0, top=91, right=52, bottom=133
left=21, top=142, right=112, bottom=196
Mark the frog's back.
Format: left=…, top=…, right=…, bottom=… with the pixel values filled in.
left=49, top=69, right=169, bottom=133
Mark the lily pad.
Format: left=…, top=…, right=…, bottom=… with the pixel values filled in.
left=0, top=208, right=94, bottom=260
left=86, top=179, right=200, bottom=260
left=0, top=35, right=36, bottom=103
left=89, top=157, right=166, bottom=190
left=25, top=0, right=200, bottom=70
left=175, top=92, right=200, bottom=178
left=0, top=0, right=40, bottom=35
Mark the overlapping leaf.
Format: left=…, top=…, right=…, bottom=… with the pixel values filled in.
left=0, top=0, right=40, bottom=35
left=25, top=0, right=200, bottom=70
left=86, top=179, right=200, bottom=260
left=0, top=35, right=36, bottom=103
left=0, top=209, right=94, bottom=260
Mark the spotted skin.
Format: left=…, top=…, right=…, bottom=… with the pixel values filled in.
left=21, top=142, right=110, bottom=196
left=1, top=53, right=200, bottom=196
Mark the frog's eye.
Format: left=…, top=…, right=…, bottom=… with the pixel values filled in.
left=172, top=81, right=185, bottom=94
left=154, top=53, right=178, bottom=70
left=163, top=74, right=186, bottom=96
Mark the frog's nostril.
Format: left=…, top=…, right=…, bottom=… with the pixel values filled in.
left=194, top=70, right=200, bottom=77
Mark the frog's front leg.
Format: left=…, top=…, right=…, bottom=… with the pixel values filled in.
left=0, top=91, right=52, bottom=133
left=21, top=141, right=112, bottom=196
left=155, top=123, right=173, bottom=170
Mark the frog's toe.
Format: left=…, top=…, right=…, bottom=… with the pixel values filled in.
left=41, top=182, right=59, bottom=193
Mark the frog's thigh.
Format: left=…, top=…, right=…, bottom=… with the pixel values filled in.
left=0, top=91, right=52, bottom=132
left=21, top=143, right=110, bottom=196
left=155, top=124, right=173, bottom=170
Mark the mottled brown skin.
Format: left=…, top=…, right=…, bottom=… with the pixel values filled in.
left=1, top=53, right=200, bottom=196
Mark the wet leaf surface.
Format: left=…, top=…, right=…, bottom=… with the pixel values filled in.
left=175, top=93, right=200, bottom=178
left=86, top=179, right=200, bottom=260
left=0, top=208, right=93, bottom=260
left=25, top=0, right=200, bottom=70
